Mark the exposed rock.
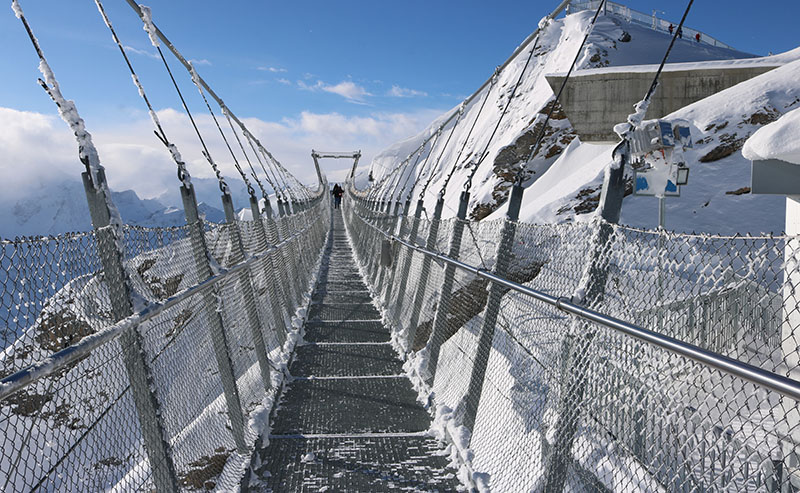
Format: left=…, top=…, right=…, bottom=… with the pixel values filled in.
left=469, top=100, right=576, bottom=221
left=725, top=187, right=751, bottom=196
left=411, top=259, right=545, bottom=351
left=699, top=133, right=747, bottom=163
left=180, top=447, right=231, bottom=491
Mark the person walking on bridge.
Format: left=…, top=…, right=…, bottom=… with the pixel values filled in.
left=331, top=183, right=344, bottom=209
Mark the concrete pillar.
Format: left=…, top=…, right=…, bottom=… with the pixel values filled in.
left=83, top=169, right=179, bottom=491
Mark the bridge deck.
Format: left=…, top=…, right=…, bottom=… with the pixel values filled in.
left=244, top=209, right=460, bottom=492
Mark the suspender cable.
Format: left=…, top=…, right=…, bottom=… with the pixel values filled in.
left=13, top=0, right=121, bottom=228
left=464, top=31, right=543, bottom=193
left=409, top=126, right=446, bottom=200
left=124, top=0, right=307, bottom=197
left=185, top=63, right=257, bottom=197
left=428, top=74, right=497, bottom=202
left=415, top=103, right=466, bottom=200
left=380, top=142, right=425, bottom=201
left=619, top=0, right=695, bottom=136
left=223, top=111, right=269, bottom=200
left=153, top=39, right=229, bottom=193
left=245, top=134, right=280, bottom=197
left=381, top=0, right=576, bottom=193
left=386, top=150, right=419, bottom=201
left=517, top=0, right=607, bottom=185
left=394, top=143, right=429, bottom=202
left=93, top=0, right=193, bottom=189
left=260, top=147, right=289, bottom=200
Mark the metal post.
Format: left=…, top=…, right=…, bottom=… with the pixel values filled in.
left=282, top=201, right=306, bottom=307
left=83, top=169, right=179, bottom=491
left=462, top=183, right=524, bottom=433
left=180, top=184, right=248, bottom=453
left=250, top=195, right=287, bottom=347
left=276, top=200, right=301, bottom=310
left=221, top=193, right=273, bottom=392
left=263, top=199, right=293, bottom=333
left=392, top=200, right=425, bottom=325
left=544, top=141, right=629, bottom=492
left=407, top=197, right=444, bottom=349
left=350, top=152, right=361, bottom=179
left=781, top=194, right=800, bottom=489
left=426, top=190, right=470, bottom=384
left=376, top=200, right=404, bottom=302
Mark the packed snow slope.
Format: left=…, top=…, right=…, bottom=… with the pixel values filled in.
left=362, top=9, right=800, bottom=234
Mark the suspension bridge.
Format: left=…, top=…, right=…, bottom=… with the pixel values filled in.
left=2, top=0, right=800, bottom=491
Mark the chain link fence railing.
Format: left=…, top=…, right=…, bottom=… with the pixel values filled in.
left=0, top=189, right=330, bottom=492
left=344, top=189, right=800, bottom=492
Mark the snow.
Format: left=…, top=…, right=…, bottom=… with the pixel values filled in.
left=743, top=106, right=800, bottom=165
left=188, top=61, right=201, bottom=87
left=138, top=4, right=160, bottom=48
left=11, top=0, right=22, bottom=19
left=555, top=47, right=800, bottom=77
left=350, top=7, right=800, bottom=492
left=364, top=8, right=772, bottom=233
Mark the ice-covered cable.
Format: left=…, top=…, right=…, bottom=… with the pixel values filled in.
left=138, top=4, right=159, bottom=48
left=126, top=1, right=308, bottom=198
left=94, top=0, right=192, bottom=188
left=470, top=30, right=542, bottom=190
left=12, top=0, right=125, bottom=236
left=223, top=109, right=267, bottom=198
left=520, top=0, right=608, bottom=184
left=616, top=0, right=695, bottom=140
left=431, top=79, right=496, bottom=201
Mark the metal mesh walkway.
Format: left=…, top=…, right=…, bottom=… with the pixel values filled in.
left=244, top=209, right=460, bottom=491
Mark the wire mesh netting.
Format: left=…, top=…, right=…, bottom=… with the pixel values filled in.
left=0, top=190, right=331, bottom=491
left=343, top=190, right=800, bottom=492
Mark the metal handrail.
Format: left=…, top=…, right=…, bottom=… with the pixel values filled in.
left=355, top=207, right=800, bottom=402
left=0, top=215, right=320, bottom=402
left=569, top=1, right=735, bottom=50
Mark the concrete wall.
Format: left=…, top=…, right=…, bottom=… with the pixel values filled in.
left=547, top=66, right=778, bottom=142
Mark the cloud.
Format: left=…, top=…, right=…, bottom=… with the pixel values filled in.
left=276, top=78, right=291, bottom=85
left=387, top=85, right=428, bottom=98
left=258, top=66, right=287, bottom=73
left=0, top=105, right=445, bottom=208
left=298, top=80, right=372, bottom=104
left=123, top=45, right=158, bottom=59
left=189, top=58, right=212, bottom=66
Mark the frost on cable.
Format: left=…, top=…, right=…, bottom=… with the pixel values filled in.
left=11, top=0, right=124, bottom=243
left=139, top=4, right=160, bottom=48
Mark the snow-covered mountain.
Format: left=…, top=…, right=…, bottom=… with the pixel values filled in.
left=362, top=9, right=800, bottom=235
left=0, top=175, right=240, bottom=239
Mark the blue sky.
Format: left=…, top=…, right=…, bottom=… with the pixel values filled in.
left=1, top=0, right=798, bottom=198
